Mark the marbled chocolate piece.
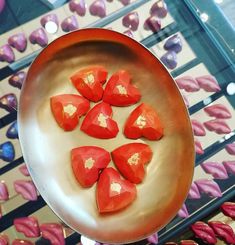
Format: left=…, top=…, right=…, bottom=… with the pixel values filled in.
left=122, top=12, right=139, bottom=31
left=89, top=0, right=106, bottom=18
left=0, top=44, right=15, bottom=63
left=8, top=33, right=27, bottom=52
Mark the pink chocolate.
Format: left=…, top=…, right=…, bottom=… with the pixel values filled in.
left=14, top=216, right=40, bottom=237
left=0, top=235, right=9, bottom=245
left=188, top=182, right=201, bottom=199
left=225, top=142, right=235, bottom=155
left=191, top=221, right=217, bottom=244
left=194, top=139, right=204, bottom=155
left=204, top=104, right=232, bottom=119
left=209, top=221, right=235, bottom=244
left=0, top=182, right=9, bottom=201
left=175, top=76, right=200, bottom=92
left=40, top=223, right=65, bottom=245
left=122, top=12, right=139, bottom=31
left=222, top=161, right=235, bottom=175
left=14, top=180, right=38, bottom=201
left=196, top=75, right=221, bottom=92
left=204, top=119, right=231, bottom=134
left=191, top=119, right=206, bottom=136
left=19, top=164, right=30, bottom=176
left=178, top=203, right=189, bottom=218
left=201, top=161, right=228, bottom=179
left=147, top=232, right=158, bottom=244
left=182, top=93, right=189, bottom=107
left=89, top=0, right=106, bottom=18
left=195, top=179, right=222, bottom=197
left=221, top=202, right=235, bottom=219
left=8, top=33, right=27, bottom=52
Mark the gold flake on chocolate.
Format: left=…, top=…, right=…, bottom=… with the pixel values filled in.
left=85, top=157, right=95, bottom=169
left=128, top=153, right=140, bottom=165
left=116, top=85, right=127, bottom=95
left=84, top=74, right=95, bottom=85
left=110, top=182, right=121, bottom=194
left=136, top=115, right=146, bottom=128
left=98, top=113, right=108, bottom=128
left=63, top=104, right=77, bottom=116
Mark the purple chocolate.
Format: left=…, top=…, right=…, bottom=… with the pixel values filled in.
left=175, top=76, right=200, bottom=92
left=61, top=15, right=79, bottom=32
left=0, top=93, right=17, bottom=112
left=225, top=142, right=235, bottom=155
left=147, top=232, right=158, bottom=244
left=69, top=0, right=86, bottom=16
left=89, top=0, right=106, bottom=18
left=14, top=180, right=38, bottom=201
left=8, top=33, right=27, bottom=52
left=40, top=13, right=59, bottom=27
left=204, top=119, right=231, bottom=134
left=204, top=104, right=232, bottom=119
left=222, top=161, right=235, bottom=175
left=150, top=0, right=168, bottom=18
left=122, top=12, right=139, bottom=31
left=191, top=119, right=206, bottom=136
left=164, top=34, right=182, bottom=53
left=178, top=203, right=189, bottom=218
left=0, top=44, right=15, bottom=63
left=8, top=71, right=26, bottom=89
left=29, top=28, right=48, bottom=47
left=196, top=75, right=221, bottom=92
left=144, top=15, right=161, bottom=32
left=195, top=139, right=204, bottom=155
left=188, top=182, right=201, bottom=199
left=195, top=179, right=222, bottom=198
left=160, top=51, right=177, bottom=70
left=201, top=161, right=228, bottom=179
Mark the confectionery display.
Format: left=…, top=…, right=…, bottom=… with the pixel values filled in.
left=0, top=0, right=234, bottom=244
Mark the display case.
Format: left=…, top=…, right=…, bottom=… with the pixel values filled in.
left=0, top=0, right=234, bottom=244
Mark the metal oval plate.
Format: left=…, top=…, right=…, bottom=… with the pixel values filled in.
left=18, top=29, right=194, bottom=244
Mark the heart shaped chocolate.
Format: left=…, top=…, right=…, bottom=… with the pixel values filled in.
left=103, top=70, right=141, bottom=106
left=124, top=103, right=163, bottom=140
left=89, top=0, right=106, bottom=18
left=112, top=143, right=153, bottom=184
left=81, top=102, right=119, bottom=139
left=71, top=146, right=111, bottom=187
left=8, top=33, right=27, bottom=52
left=96, top=167, right=137, bottom=213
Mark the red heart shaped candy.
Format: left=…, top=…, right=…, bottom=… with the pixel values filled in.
left=81, top=102, right=119, bottom=139
left=70, top=66, right=108, bottom=102
left=124, top=103, right=163, bottom=140
left=50, top=94, right=90, bottom=131
left=71, top=146, right=111, bottom=187
left=112, top=143, right=153, bottom=183
left=103, top=70, right=141, bottom=106
left=96, top=167, right=137, bottom=213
